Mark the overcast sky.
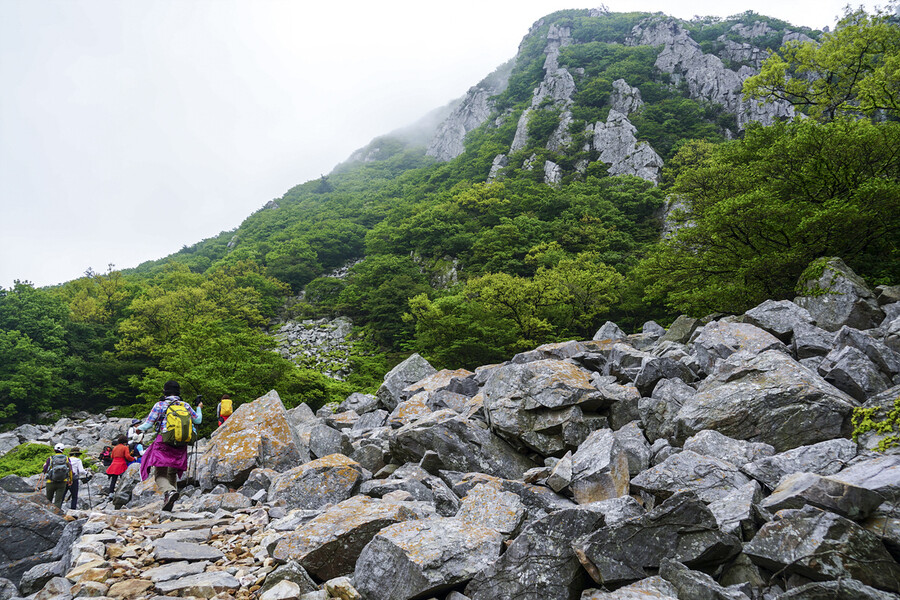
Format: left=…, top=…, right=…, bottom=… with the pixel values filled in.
left=0, top=0, right=872, bottom=289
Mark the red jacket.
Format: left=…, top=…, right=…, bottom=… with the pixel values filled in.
left=106, top=444, right=134, bottom=475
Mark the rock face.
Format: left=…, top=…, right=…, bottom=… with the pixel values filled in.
left=274, top=317, right=354, bottom=379
left=590, top=110, right=664, bottom=183
left=0, top=490, right=67, bottom=585
left=197, top=390, right=308, bottom=490
left=796, top=257, right=886, bottom=332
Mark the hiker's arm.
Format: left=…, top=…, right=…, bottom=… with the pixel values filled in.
left=191, top=403, right=203, bottom=425
left=137, top=422, right=153, bottom=432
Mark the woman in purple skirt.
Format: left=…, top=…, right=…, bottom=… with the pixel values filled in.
left=137, top=380, right=202, bottom=511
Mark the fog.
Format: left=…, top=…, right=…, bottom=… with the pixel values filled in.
left=0, top=0, right=870, bottom=288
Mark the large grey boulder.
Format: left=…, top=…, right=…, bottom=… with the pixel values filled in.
left=0, top=490, right=66, bottom=585
left=573, top=492, right=741, bottom=587
left=776, top=579, right=900, bottom=599
left=795, top=257, right=885, bottom=332
left=818, top=346, right=893, bottom=401
left=659, top=315, right=702, bottom=344
left=338, top=392, right=379, bottom=415
left=456, top=482, right=525, bottom=537
left=708, top=481, right=765, bottom=540
left=690, top=321, right=788, bottom=374
left=269, top=454, right=365, bottom=511
left=675, top=350, right=856, bottom=451
left=745, top=506, right=900, bottom=593
left=444, top=472, right=576, bottom=523
left=683, top=430, right=775, bottom=467
left=197, top=390, right=309, bottom=490
left=631, top=450, right=752, bottom=504
left=308, top=424, right=353, bottom=459
left=272, top=495, right=428, bottom=580
left=792, top=322, right=836, bottom=359
left=742, top=438, right=859, bottom=490
left=743, top=299, right=814, bottom=342
left=659, top=559, right=750, bottom=600
left=376, top=353, right=437, bottom=411
left=760, top=472, right=884, bottom=521
left=569, top=429, right=630, bottom=504
left=593, top=321, right=627, bottom=342
left=613, top=421, right=651, bottom=476
left=480, top=359, right=601, bottom=456
left=640, top=378, right=695, bottom=443
left=830, top=453, right=900, bottom=497
left=465, top=507, right=605, bottom=600
left=389, top=410, right=536, bottom=480
left=582, top=577, right=678, bottom=599
left=353, top=518, right=504, bottom=600
left=855, top=385, right=900, bottom=452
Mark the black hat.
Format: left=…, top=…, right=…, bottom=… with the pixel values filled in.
left=163, top=380, right=181, bottom=395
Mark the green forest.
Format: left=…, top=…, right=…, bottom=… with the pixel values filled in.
left=2, top=7, right=898, bottom=431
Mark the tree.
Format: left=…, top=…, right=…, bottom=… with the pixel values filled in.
left=638, top=118, right=900, bottom=315
left=744, top=5, right=900, bottom=120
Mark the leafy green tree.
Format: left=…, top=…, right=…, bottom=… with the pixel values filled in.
left=638, top=118, right=900, bottom=315
left=0, top=330, right=64, bottom=420
left=744, top=5, right=900, bottom=120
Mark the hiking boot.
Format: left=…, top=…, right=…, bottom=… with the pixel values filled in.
left=162, top=491, right=179, bottom=512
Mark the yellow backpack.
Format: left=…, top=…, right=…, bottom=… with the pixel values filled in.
left=219, top=397, right=233, bottom=418
left=162, top=401, right=196, bottom=446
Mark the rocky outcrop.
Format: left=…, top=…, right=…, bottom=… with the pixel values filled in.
left=426, top=62, right=514, bottom=161
left=627, top=18, right=794, bottom=129
left=274, top=317, right=354, bottom=379
left=589, top=110, right=664, bottom=183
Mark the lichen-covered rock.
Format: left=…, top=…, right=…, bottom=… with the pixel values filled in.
left=776, top=579, right=900, bottom=599
left=768, top=470, right=883, bottom=523
left=640, top=378, right=695, bottom=443
left=707, top=481, right=764, bottom=540
left=269, top=454, right=365, bottom=511
left=676, top=350, right=856, bottom=451
left=795, top=257, right=885, bottom=332
left=745, top=506, right=900, bottom=593
left=830, top=453, right=900, bottom=497
left=353, top=518, right=504, bottom=600
left=818, top=345, right=893, bottom=401
left=690, top=321, right=789, bottom=374
left=197, top=390, right=308, bottom=490
left=272, top=495, right=428, bottom=580
left=682, top=430, right=775, bottom=466
left=455, top=481, right=525, bottom=536
left=389, top=410, right=536, bottom=480
left=376, top=354, right=437, bottom=412
left=631, top=450, right=752, bottom=504
left=573, top=492, right=741, bottom=587
left=582, top=576, right=679, bottom=599
left=613, top=421, right=651, bottom=476
left=742, top=438, right=859, bottom=490
left=743, top=300, right=815, bottom=342
left=465, top=507, right=605, bottom=600
left=569, top=429, right=630, bottom=504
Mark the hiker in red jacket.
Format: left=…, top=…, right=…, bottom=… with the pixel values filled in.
left=105, top=435, right=133, bottom=500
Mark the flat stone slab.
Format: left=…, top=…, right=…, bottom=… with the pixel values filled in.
left=151, top=539, right=225, bottom=562
left=162, top=528, right=212, bottom=543
left=143, top=560, right=208, bottom=583
left=154, top=571, right=241, bottom=596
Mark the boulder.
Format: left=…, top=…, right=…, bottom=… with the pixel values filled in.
left=455, top=482, right=526, bottom=536
left=465, top=507, right=605, bottom=600
left=659, top=559, right=750, bottom=600
left=353, top=518, right=504, bottom=600
left=582, top=576, right=678, bottom=599
left=593, top=321, right=627, bottom=341
left=154, top=571, right=241, bottom=596
left=742, top=438, right=859, bottom=490
left=683, top=430, right=774, bottom=466
left=640, top=378, right=695, bottom=443
left=339, top=392, right=379, bottom=415
left=830, top=453, right=900, bottom=497
left=776, top=579, right=900, bottom=599
left=389, top=410, right=536, bottom=480
left=258, top=560, right=318, bottom=597
left=151, top=539, right=225, bottom=562
left=308, top=424, right=353, bottom=459
left=197, top=390, right=309, bottom=490
left=444, top=472, right=576, bottom=523
left=659, top=315, right=702, bottom=345
left=269, top=454, right=365, bottom=511
left=795, top=257, right=885, bottom=332
left=388, top=394, right=433, bottom=428
left=707, top=481, right=765, bottom=540
left=0, top=489, right=66, bottom=585
left=818, top=346, right=892, bottom=401
left=613, top=421, right=651, bottom=476
left=676, top=350, right=856, bottom=451
left=761, top=472, right=884, bottom=521
left=745, top=506, right=900, bottom=593
left=792, top=322, right=836, bottom=359
left=631, top=450, right=753, bottom=504
left=573, top=492, right=741, bottom=587
left=480, top=359, right=601, bottom=455
left=743, top=300, right=815, bottom=343
left=0, top=475, right=34, bottom=493
left=403, top=368, right=476, bottom=399
left=690, top=321, right=789, bottom=374
left=272, top=495, right=428, bottom=580
left=853, top=385, right=900, bottom=453
left=569, top=429, right=630, bottom=504
left=376, top=354, right=437, bottom=411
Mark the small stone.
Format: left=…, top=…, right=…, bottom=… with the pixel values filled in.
left=106, top=578, right=154, bottom=598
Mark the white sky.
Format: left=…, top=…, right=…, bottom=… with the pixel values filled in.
left=0, top=0, right=873, bottom=288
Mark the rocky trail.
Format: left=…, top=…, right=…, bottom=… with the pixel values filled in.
left=2, top=257, right=900, bottom=600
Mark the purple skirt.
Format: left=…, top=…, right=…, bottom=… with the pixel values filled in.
left=140, top=436, right=189, bottom=482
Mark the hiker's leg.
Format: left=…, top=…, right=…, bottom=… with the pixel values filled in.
left=68, top=480, right=79, bottom=509
left=45, top=482, right=54, bottom=502
left=107, top=474, right=118, bottom=495
left=49, top=483, right=65, bottom=508
left=154, top=467, right=175, bottom=494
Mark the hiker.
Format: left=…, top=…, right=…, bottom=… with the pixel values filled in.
left=216, top=394, right=233, bottom=427
left=99, top=445, right=112, bottom=468
left=66, top=447, right=88, bottom=510
left=41, top=443, right=72, bottom=509
left=137, top=380, right=202, bottom=511
left=127, top=418, right=143, bottom=445
left=105, top=435, right=133, bottom=500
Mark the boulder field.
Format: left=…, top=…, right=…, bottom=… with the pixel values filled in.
left=2, top=258, right=900, bottom=600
